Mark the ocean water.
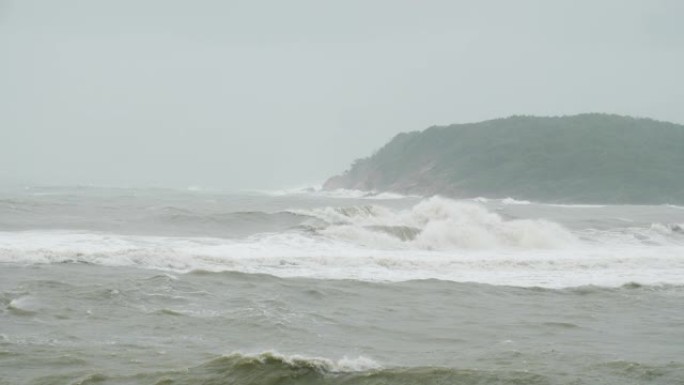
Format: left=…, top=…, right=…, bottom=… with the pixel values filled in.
left=1, top=186, right=683, bottom=385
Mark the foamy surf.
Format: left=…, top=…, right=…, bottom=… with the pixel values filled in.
left=46, top=351, right=555, bottom=385
left=2, top=196, right=684, bottom=288
left=255, top=187, right=417, bottom=200
left=1, top=229, right=683, bottom=288
left=217, top=351, right=382, bottom=372
left=293, top=197, right=577, bottom=249
left=2, top=185, right=684, bottom=385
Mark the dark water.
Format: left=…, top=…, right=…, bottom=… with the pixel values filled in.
left=3, top=264, right=684, bottom=385
left=1, top=186, right=683, bottom=384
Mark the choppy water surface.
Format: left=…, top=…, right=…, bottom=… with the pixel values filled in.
left=1, top=186, right=683, bottom=384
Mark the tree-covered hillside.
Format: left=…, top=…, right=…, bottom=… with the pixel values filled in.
left=324, top=114, right=684, bottom=204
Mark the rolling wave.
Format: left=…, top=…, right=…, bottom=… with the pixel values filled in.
left=52, top=351, right=684, bottom=385
left=1, top=197, right=683, bottom=288
left=1, top=229, right=683, bottom=288
left=292, top=197, right=577, bottom=249
left=290, top=197, right=684, bottom=248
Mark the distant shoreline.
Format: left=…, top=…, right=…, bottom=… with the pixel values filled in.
left=324, top=113, right=684, bottom=205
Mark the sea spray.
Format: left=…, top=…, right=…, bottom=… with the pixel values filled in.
left=298, top=196, right=577, bottom=249
left=1, top=195, right=683, bottom=287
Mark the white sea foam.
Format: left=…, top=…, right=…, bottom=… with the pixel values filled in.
left=1, top=227, right=684, bottom=288
left=501, top=197, right=532, bottom=205
left=256, top=187, right=415, bottom=200
left=311, top=189, right=417, bottom=200
left=223, top=351, right=382, bottom=372
left=547, top=203, right=607, bottom=208
left=296, top=197, right=576, bottom=249
left=471, top=198, right=606, bottom=208
left=1, top=197, right=683, bottom=288
left=575, top=222, right=684, bottom=247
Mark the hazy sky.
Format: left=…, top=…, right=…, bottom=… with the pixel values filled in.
left=2, top=0, right=683, bottom=190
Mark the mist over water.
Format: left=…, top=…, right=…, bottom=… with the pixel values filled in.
left=2, top=1, right=684, bottom=190
left=3, top=1, right=684, bottom=383
left=1, top=186, right=683, bottom=384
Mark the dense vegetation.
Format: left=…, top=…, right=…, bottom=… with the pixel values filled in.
left=324, top=114, right=684, bottom=204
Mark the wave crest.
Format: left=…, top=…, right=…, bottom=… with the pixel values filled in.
left=300, top=196, right=576, bottom=249
left=118, top=351, right=551, bottom=385
left=217, top=351, right=381, bottom=373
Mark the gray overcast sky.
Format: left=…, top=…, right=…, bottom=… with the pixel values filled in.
left=1, top=0, right=683, bottom=190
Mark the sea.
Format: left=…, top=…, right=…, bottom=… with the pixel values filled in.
left=1, top=185, right=683, bottom=385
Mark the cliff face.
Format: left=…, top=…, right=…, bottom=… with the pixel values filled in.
left=324, top=114, right=684, bottom=204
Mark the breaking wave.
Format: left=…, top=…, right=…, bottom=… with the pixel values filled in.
left=293, top=196, right=576, bottom=249
left=501, top=197, right=532, bottom=205
left=81, top=351, right=552, bottom=385
left=1, top=197, right=684, bottom=288
left=51, top=351, right=684, bottom=385
left=258, top=187, right=416, bottom=200
left=2, top=228, right=684, bottom=287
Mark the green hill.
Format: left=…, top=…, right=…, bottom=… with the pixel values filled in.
left=324, top=114, right=684, bottom=204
